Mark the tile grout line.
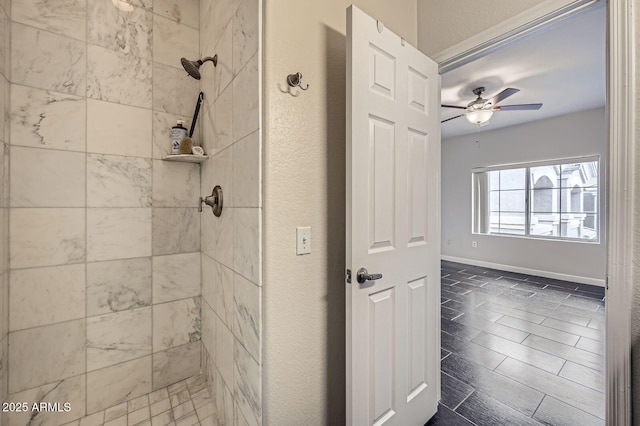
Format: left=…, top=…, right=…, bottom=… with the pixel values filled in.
left=451, top=388, right=475, bottom=412
left=519, top=336, right=604, bottom=370
left=488, top=339, right=604, bottom=418
left=555, top=366, right=605, bottom=393
left=538, top=318, right=604, bottom=340
left=84, top=0, right=89, bottom=417
left=441, top=261, right=605, bottom=423
left=9, top=298, right=201, bottom=335
left=150, top=5, right=156, bottom=396
left=530, top=394, right=547, bottom=422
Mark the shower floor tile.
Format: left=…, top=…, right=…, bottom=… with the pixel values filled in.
left=62, top=375, right=215, bottom=426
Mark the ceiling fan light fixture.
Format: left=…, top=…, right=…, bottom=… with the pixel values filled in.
left=466, top=109, right=493, bottom=124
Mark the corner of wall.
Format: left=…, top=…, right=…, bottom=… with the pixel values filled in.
left=199, top=0, right=263, bottom=425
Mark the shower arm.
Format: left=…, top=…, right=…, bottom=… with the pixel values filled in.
left=200, top=56, right=218, bottom=67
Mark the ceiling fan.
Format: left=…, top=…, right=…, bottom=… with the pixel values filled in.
left=441, top=87, right=542, bottom=125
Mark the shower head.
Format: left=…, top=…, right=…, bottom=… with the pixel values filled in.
left=180, top=55, right=217, bottom=80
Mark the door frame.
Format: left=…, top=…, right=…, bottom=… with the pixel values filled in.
left=430, top=0, right=634, bottom=423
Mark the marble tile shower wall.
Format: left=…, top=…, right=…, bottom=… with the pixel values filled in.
left=5, top=1, right=204, bottom=425
left=199, top=0, right=262, bottom=425
left=0, top=0, right=10, bottom=421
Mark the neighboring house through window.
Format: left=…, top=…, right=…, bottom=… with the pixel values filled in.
left=472, top=157, right=599, bottom=241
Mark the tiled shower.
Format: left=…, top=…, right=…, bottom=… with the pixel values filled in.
left=0, top=0, right=262, bottom=425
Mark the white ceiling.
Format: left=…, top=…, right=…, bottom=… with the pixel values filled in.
left=440, top=4, right=606, bottom=139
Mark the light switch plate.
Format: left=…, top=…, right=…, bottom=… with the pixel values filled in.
left=296, top=227, right=311, bottom=255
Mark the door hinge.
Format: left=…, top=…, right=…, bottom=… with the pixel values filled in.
left=605, top=274, right=609, bottom=290
left=346, top=269, right=352, bottom=284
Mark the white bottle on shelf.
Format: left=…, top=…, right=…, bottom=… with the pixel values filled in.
left=170, top=120, right=188, bottom=155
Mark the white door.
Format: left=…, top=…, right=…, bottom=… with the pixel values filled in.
left=346, top=5, right=441, bottom=426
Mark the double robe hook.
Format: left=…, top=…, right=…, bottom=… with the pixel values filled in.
left=287, top=72, right=309, bottom=90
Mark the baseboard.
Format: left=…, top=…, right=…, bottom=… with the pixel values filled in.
left=440, top=255, right=605, bottom=287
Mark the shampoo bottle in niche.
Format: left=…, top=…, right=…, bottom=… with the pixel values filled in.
left=170, top=120, right=188, bottom=154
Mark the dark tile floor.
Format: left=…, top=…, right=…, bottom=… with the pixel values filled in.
left=426, top=260, right=605, bottom=426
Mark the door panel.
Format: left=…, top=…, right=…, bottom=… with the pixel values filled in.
left=408, top=68, right=429, bottom=113
left=407, top=277, right=427, bottom=401
left=369, top=116, right=396, bottom=252
left=347, top=5, right=441, bottom=426
left=408, top=130, right=428, bottom=246
left=369, top=287, right=396, bottom=423
left=369, top=45, right=396, bottom=99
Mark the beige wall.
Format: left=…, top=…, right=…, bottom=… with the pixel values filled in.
left=417, top=0, right=546, bottom=56
left=264, top=1, right=640, bottom=424
left=262, top=0, right=416, bottom=424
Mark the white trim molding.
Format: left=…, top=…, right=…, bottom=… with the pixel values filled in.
left=441, top=255, right=605, bottom=287
left=606, top=0, right=635, bottom=424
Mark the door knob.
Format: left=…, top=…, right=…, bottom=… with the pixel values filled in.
left=356, top=267, right=383, bottom=284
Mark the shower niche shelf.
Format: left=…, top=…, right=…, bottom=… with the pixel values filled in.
left=162, top=154, right=209, bottom=163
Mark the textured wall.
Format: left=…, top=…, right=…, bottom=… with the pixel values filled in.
left=0, top=0, right=9, bottom=423
left=262, top=0, right=416, bottom=424
left=5, top=1, right=202, bottom=424
left=442, top=108, right=607, bottom=284
left=198, top=0, right=263, bottom=425
left=417, top=0, right=546, bottom=56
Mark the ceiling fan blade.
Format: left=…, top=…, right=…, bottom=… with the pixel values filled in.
left=495, top=103, right=543, bottom=111
left=441, top=114, right=464, bottom=123
left=486, top=88, right=520, bottom=106
left=441, top=104, right=467, bottom=110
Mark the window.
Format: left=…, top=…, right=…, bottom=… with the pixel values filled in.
left=472, top=157, right=599, bottom=241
